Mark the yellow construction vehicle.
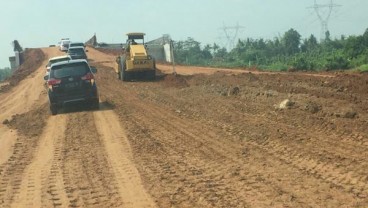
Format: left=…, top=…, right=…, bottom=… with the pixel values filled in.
left=114, top=33, right=156, bottom=81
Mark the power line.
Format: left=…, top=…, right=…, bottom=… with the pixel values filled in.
left=219, top=22, right=245, bottom=51
left=308, top=0, right=341, bottom=41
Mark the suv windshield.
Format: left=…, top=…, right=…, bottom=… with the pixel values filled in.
left=47, top=57, right=70, bottom=67
left=68, top=48, right=84, bottom=54
left=70, top=43, right=85, bottom=47
left=68, top=48, right=84, bottom=53
left=51, top=62, right=89, bottom=79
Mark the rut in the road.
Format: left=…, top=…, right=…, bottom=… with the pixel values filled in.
left=93, top=109, right=157, bottom=208
left=10, top=116, right=67, bottom=207
left=0, top=105, right=48, bottom=207
left=60, top=112, right=123, bottom=207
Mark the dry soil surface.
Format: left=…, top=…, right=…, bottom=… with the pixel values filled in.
left=0, top=47, right=367, bottom=207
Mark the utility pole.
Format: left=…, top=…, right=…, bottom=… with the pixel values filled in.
left=170, top=40, right=176, bottom=76
left=219, top=22, right=245, bottom=51
left=308, top=0, right=341, bottom=41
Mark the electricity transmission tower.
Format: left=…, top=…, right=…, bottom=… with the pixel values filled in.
left=308, top=0, right=341, bottom=41
left=219, top=23, right=245, bottom=50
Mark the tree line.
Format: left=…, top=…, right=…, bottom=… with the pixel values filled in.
left=0, top=68, right=12, bottom=82
left=173, top=28, right=368, bottom=71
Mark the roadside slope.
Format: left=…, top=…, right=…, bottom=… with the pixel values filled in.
left=0, top=47, right=59, bottom=166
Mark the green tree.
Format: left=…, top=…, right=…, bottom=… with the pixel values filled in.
left=282, top=28, right=301, bottom=55
left=213, top=47, right=227, bottom=60
left=202, top=44, right=213, bottom=60
left=174, top=28, right=368, bottom=71
left=301, top=34, right=318, bottom=52
left=0, top=67, right=12, bottom=81
left=173, top=37, right=216, bottom=65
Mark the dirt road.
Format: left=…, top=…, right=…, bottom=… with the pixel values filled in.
left=0, top=47, right=367, bottom=207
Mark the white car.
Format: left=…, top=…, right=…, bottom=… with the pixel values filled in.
left=59, top=38, right=71, bottom=51
left=45, top=55, right=71, bottom=75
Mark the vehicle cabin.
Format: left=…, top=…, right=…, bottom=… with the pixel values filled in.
left=125, top=33, right=145, bottom=52
left=126, top=32, right=145, bottom=44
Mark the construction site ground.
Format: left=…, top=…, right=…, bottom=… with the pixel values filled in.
left=0, top=47, right=367, bottom=207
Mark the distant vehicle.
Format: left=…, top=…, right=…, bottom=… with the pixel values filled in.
left=67, top=46, right=87, bottom=60
left=59, top=38, right=71, bottom=51
left=44, top=59, right=99, bottom=115
left=69, top=42, right=86, bottom=49
left=45, top=55, right=71, bottom=75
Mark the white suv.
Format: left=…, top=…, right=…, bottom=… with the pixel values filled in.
left=46, top=55, right=71, bottom=75
left=59, top=38, right=71, bottom=51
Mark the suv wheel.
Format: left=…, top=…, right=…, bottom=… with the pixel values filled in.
left=91, top=98, right=99, bottom=110
left=50, top=104, right=57, bottom=115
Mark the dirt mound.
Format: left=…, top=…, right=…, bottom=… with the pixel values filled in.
left=0, top=49, right=45, bottom=93
left=94, top=48, right=122, bottom=56
left=7, top=103, right=48, bottom=137
left=161, top=74, right=190, bottom=88
left=325, top=73, right=368, bottom=95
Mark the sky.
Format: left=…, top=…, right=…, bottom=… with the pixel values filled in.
left=1, top=0, right=367, bottom=68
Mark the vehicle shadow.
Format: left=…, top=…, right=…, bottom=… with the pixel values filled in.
left=57, top=101, right=114, bottom=115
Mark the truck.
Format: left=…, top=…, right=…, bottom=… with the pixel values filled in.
left=114, top=33, right=156, bottom=81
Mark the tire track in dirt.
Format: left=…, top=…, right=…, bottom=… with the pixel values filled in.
left=90, top=49, right=368, bottom=207
left=42, top=115, right=70, bottom=208
left=168, top=83, right=368, bottom=202
left=250, top=111, right=368, bottom=197
left=60, top=111, right=123, bottom=207
left=253, top=139, right=368, bottom=197
left=204, top=105, right=368, bottom=203
left=112, top=95, right=311, bottom=207
left=0, top=128, right=18, bottom=166
left=95, top=73, right=313, bottom=206
left=247, top=110, right=368, bottom=173
left=165, top=111, right=365, bottom=207
left=0, top=136, right=39, bottom=206
left=145, top=108, right=322, bottom=206
left=110, top=83, right=364, bottom=207
left=10, top=115, right=67, bottom=207
left=93, top=108, right=157, bottom=208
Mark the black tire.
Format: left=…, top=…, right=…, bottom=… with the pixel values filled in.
left=151, top=70, right=156, bottom=80
left=120, top=67, right=125, bottom=80
left=91, top=98, right=99, bottom=110
left=121, top=62, right=129, bottom=81
left=50, top=104, right=57, bottom=115
left=147, top=70, right=155, bottom=81
left=151, top=59, right=156, bottom=81
left=119, top=56, right=127, bottom=81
